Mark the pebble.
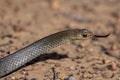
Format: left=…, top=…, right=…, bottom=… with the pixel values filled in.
left=107, top=61, right=117, bottom=71
left=54, top=63, right=61, bottom=67
left=111, top=62, right=117, bottom=71
left=89, top=48, right=94, bottom=52
left=22, top=71, right=29, bottom=76
left=70, top=66, right=76, bottom=70
left=103, top=59, right=111, bottom=64
left=13, top=24, right=24, bottom=32
left=11, top=77, right=16, bottom=80
left=67, top=76, right=76, bottom=80
left=64, top=75, right=76, bottom=80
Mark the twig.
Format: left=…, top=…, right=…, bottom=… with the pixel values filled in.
left=51, top=67, right=57, bottom=80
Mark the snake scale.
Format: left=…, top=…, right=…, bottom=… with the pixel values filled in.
left=0, top=29, right=109, bottom=77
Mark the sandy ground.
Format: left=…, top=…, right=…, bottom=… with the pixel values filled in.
left=0, top=0, right=120, bottom=80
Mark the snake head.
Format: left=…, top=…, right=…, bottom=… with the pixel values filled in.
left=71, top=29, right=93, bottom=40
left=71, top=29, right=110, bottom=40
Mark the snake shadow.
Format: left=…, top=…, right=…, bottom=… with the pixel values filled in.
left=26, top=52, right=68, bottom=65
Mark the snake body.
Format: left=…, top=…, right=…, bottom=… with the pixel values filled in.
left=0, top=29, right=92, bottom=77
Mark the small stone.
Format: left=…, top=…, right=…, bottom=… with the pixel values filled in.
left=80, top=66, right=85, bottom=69
left=76, top=61, right=81, bottom=64
left=89, top=48, right=94, bottom=52
left=22, top=71, right=29, bottom=76
left=111, top=62, right=117, bottom=71
left=13, top=24, right=24, bottom=32
left=11, top=77, right=16, bottom=80
left=70, top=66, right=76, bottom=70
left=107, top=62, right=117, bottom=71
left=55, top=63, right=61, bottom=67
left=82, top=72, right=93, bottom=78
left=104, top=59, right=111, bottom=64
left=67, top=75, right=76, bottom=80
left=82, top=74, right=87, bottom=78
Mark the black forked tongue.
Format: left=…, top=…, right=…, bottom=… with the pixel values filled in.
left=93, top=33, right=110, bottom=39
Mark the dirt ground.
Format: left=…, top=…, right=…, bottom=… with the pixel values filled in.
left=0, top=0, right=120, bottom=80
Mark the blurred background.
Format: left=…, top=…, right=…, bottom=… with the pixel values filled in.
left=0, top=0, right=120, bottom=80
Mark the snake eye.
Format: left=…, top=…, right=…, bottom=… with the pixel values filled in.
left=82, top=33, right=88, bottom=37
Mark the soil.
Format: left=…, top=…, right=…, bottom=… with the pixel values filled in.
left=0, top=0, right=120, bottom=80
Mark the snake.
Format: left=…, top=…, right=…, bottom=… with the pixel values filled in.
left=0, top=29, right=109, bottom=77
